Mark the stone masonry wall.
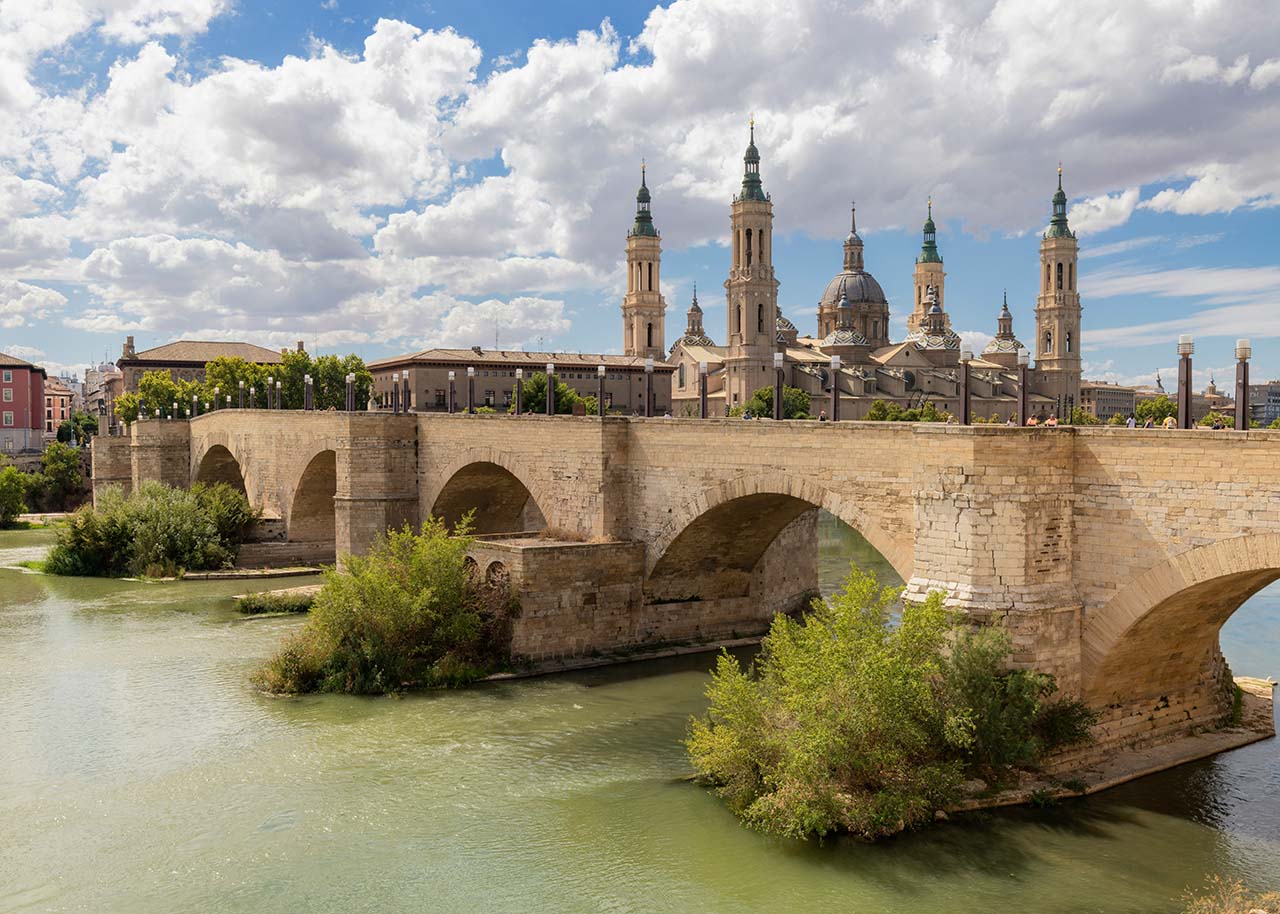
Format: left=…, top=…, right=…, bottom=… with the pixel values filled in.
left=90, top=433, right=133, bottom=502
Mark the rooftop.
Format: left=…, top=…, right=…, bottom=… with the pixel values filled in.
left=369, top=348, right=673, bottom=370
left=126, top=340, right=284, bottom=364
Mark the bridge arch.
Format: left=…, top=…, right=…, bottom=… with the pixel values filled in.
left=645, top=472, right=913, bottom=602
left=193, top=443, right=248, bottom=497
left=1082, top=533, right=1280, bottom=704
left=427, top=449, right=551, bottom=535
left=289, top=449, right=337, bottom=542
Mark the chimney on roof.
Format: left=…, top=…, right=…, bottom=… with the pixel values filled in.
left=297, top=340, right=304, bottom=352
left=472, top=345, right=483, bottom=355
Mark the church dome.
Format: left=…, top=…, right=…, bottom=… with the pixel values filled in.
left=776, top=313, right=797, bottom=333
left=822, top=326, right=870, bottom=347
left=983, top=336, right=1025, bottom=355
left=819, top=270, right=887, bottom=310
left=905, top=325, right=961, bottom=351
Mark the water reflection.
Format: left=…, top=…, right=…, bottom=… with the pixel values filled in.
left=0, top=523, right=1275, bottom=914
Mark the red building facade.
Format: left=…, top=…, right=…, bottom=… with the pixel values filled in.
left=0, top=352, right=48, bottom=453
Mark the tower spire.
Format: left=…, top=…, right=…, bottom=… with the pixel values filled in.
left=1048, top=164, right=1073, bottom=238
left=918, top=196, right=941, bottom=264
left=740, top=118, right=766, bottom=202
left=631, top=161, right=657, bottom=237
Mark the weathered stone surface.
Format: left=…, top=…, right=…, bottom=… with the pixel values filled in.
left=95, top=414, right=1280, bottom=758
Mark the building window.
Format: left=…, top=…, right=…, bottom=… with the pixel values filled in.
left=1056, top=262, right=1063, bottom=290
left=1, top=370, right=10, bottom=382
left=1044, top=331, right=1052, bottom=354
left=678, top=363, right=686, bottom=388
left=1066, top=332, right=1072, bottom=353
left=757, top=303, right=764, bottom=333
left=745, top=228, right=753, bottom=267
left=1068, top=262, right=1075, bottom=291
left=2, top=412, right=12, bottom=427
left=647, top=262, right=653, bottom=291
left=872, top=320, right=879, bottom=339
left=435, top=389, right=446, bottom=407
left=3, top=437, right=11, bottom=452
left=1045, top=264, right=1051, bottom=291
left=646, top=323, right=653, bottom=349
left=2, top=388, right=10, bottom=402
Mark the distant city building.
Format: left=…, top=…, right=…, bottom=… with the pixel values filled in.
left=116, top=336, right=287, bottom=392
left=43, top=377, right=72, bottom=437
left=368, top=347, right=673, bottom=415
left=0, top=351, right=48, bottom=453
left=665, top=127, right=1078, bottom=419
left=84, top=361, right=124, bottom=434
left=1080, top=381, right=1136, bottom=421
left=1248, top=380, right=1280, bottom=426
left=57, top=373, right=84, bottom=412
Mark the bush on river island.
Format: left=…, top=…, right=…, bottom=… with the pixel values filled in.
left=253, top=517, right=517, bottom=695
left=44, top=482, right=258, bottom=577
left=237, top=590, right=315, bottom=615
left=685, top=568, right=1096, bottom=840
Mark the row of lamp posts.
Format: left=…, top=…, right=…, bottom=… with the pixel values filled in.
left=430, top=360, right=660, bottom=418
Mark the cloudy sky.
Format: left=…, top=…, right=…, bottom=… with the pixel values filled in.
left=3, top=0, right=1280, bottom=389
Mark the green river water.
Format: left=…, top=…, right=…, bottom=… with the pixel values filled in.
left=1, top=519, right=1277, bottom=913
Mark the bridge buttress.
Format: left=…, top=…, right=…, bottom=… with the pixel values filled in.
left=334, top=414, right=420, bottom=563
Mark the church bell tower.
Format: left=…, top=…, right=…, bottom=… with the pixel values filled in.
left=1033, top=166, right=1082, bottom=418
left=724, top=121, right=780, bottom=407
left=908, top=198, right=947, bottom=333
left=622, top=163, right=666, bottom=360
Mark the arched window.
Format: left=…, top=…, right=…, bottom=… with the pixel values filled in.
left=759, top=229, right=765, bottom=262
left=1045, top=264, right=1051, bottom=290
left=734, top=304, right=741, bottom=334
left=1068, top=262, right=1075, bottom=290
left=745, top=229, right=753, bottom=268
left=872, top=319, right=879, bottom=339
left=647, top=322, right=653, bottom=348
left=917, top=286, right=922, bottom=305
left=678, top=363, right=686, bottom=388
left=1044, top=331, right=1053, bottom=353
left=647, top=262, right=653, bottom=291
left=1057, top=262, right=1063, bottom=290
left=758, top=303, right=765, bottom=333
left=1066, top=331, right=1072, bottom=353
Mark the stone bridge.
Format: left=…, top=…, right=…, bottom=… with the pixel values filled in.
left=94, top=412, right=1280, bottom=756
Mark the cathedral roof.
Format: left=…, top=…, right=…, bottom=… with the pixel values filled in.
left=983, top=336, right=1025, bottom=354
left=904, top=325, right=962, bottom=351
left=819, top=270, right=887, bottom=309
left=673, top=333, right=716, bottom=350
left=776, top=313, right=797, bottom=332
left=821, top=327, right=870, bottom=347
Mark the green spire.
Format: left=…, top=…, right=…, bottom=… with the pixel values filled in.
left=631, top=160, right=658, bottom=237
left=917, top=196, right=942, bottom=263
left=739, top=118, right=767, bottom=202
left=1046, top=164, right=1074, bottom=238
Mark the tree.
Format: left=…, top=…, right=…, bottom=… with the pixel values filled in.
left=131, top=368, right=202, bottom=418
left=59, top=411, right=98, bottom=446
left=309, top=353, right=372, bottom=410
left=0, top=462, right=27, bottom=526
left=863, top=399, right=950, bottom=422
left=1198, top=410, right=1231, bottom=428
left=202, top=357, right=269, bottom=408
left=56, top=421, right=74, bottom=443
left=736, top=385, right=811, bottom=419
left=1270, top=417, right=1280, bottom=430
left=509, top=372, right=582, bottom=414
left=1106, top=413, right=1128, bottom=426
left=1135, top=395, right=1176, bottom=425
left=1068, top=407, right=1100, bottom=425
left=39, top=441, right=85, bottom=509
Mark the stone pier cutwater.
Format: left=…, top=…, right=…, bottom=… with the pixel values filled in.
left=95, top=412, right=1280, bottom=761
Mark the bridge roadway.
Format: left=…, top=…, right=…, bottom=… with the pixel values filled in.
left=93, top=411, right=1280, bottom=758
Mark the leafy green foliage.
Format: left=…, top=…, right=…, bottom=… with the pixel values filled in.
left=686, top=567, right=1097, bottom=839
left=1135, top=394, right=1176, bottom=425
left=238, top=590, right=314, bottom=614
left=863, top=399, right=950, bottom=422
left=729, top=385, right=811, bottom=419
left=1067, top=407, right=1101, bottom=425
left=44, top=482, right=258, bottom=577
left=57, top=411, right=98, bottom=445
left=0, top=462, right=28, bottom=526
left=253, top=517, right=517, bottom=694
left=1197, top=410, right=1231, bottom=428
left=508, top=371, right=585, bottom=415
left=202, top=356, right=269, bottom=409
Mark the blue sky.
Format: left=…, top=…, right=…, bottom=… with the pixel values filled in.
left=3, top=0, right=1280, bottom=391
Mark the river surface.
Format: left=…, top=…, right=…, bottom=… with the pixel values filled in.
left=1, top=518, right=1277, bottom=913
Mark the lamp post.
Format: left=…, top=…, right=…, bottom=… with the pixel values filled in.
left=345, top=372, right=355, bottom=412
left=249, top=386, right=256, bottom=410
left=1177, top=334, right=1194, bottom=429
left=699, top=361, right=708, bottom=419
left=514, top=368, right=523, bottom=416
left=276, top=380, right=282, bottom=410
left=213, top=386, right=220, bottom=411
left=1236, top=338, right=1252, bottom=431
left=192, top=394, right=198, bottom=417
left=391, top=372, right=400, bottom=414
left=545, top=363, right=555, bottom=416
left=304, top=374, right=313, bottom=411
left=225, top=395, right=231, bottom=410
left=267, top=376, right=274, bottom=410
left=467, top=366, right=476, bottom=414
left=155, top=408, right=161, bottom=421
left=644, top=357, right=654, bottom=418
left=1017, top=348, right=1030, bottom=427
left=772, top=352, right=784, bottom=420
left=829, top=355, right=841, bottom=422
left=447, top=371, right=456, bottom=414
left=959, top=348, right=973, bottom=425
left=238, top=380, right=244, bottom=410
left=171, top=400, right=178, bottom=421
left=597, top=365, right=606, bottom=417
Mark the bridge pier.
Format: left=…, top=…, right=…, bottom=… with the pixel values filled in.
left=334, top=415, right=419, bottom=563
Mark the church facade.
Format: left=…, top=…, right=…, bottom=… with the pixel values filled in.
left=632, top=126, right=1082, bottom=421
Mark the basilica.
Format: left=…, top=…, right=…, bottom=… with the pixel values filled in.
left=623, top=125, right=1083, bottom=421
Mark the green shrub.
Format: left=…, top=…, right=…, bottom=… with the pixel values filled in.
left=253, top=516, right=517, bottom=695
left=686, top=567, right=1096, bottom=840
left=238, top=590, right=314, bottom=615
left=0, top=463, right=28, bottom=527
left=44, top=481, right=258, bottom=578
left=1183, top=876, right=1280, bottom=914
